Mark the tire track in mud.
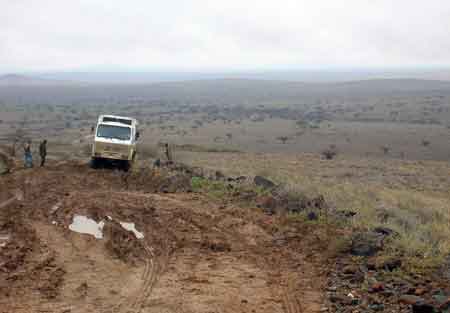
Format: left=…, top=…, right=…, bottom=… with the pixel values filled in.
left=109, top=243, right=160, bottom=313
left=130, top=243, right=158, bottom=313
left=115, top=211, right=173, bottom=313
left=282, top=278, right=303, bottom=313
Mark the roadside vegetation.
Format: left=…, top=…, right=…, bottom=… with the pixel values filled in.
left=183, top=151, right=450, bottom=272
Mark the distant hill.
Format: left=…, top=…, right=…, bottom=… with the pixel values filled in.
left=34, top=69, right=450, bottom=83
left=0, top=78, right=450, bottom=108
left=0, top=74, right=78, bottom=86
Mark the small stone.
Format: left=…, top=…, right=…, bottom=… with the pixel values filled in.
left=380, top=290, right=394, bottom=297
left=370, top=283, right=384, bottom=293
left=368, top=303, right=385, bottom=311
left=373, top=226, right=397, bottom=236
left=343, top=265, right=358, bottom=274
left=399, top=294, right=425, bottom=305
left=330, top=294, right=353, bottom=305
left=327, top=286, right=337, bottom=292
left=378, top=257, right=402, bottom=271
left=253, top=176, right=276, bottom=189
left=414, top=288, right=427, bottom=296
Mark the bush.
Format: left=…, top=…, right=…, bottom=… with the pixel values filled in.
left=322, top=145, right=337, bottom=160
left=190, top=176, right=228, bottom=198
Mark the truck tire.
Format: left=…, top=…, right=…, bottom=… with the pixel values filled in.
left=90, top=158, right=100, bottom=169
left=122, top=160, right=131, bottom=172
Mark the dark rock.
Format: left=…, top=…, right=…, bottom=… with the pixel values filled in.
left=342, top=265, right=358, bottom=274
left=330, top=294, right=353, bottom=305
left=373, top=226, right=398, bottom=237
left=370, top=283, right=385, bottom=293
left=381, top=290, right=395, bottom=297
left=327, top=286, right=337, bottom=292
left=253, top=176, right=276, bottom=189
left=215, top=170, right=225, bottom=180
left=367, top=258, right=377, bottom=270
left=336, top=210, right=357, bottom=218
left=412, top=302, right=435, bottom=313
left=350, top=232, right=384, bottom=256
left=0, top=153, right=11, bottom=175
left=414, top=288, right=427, bottom=296
left=399, top=294, right=425, bottom=305
left=378, top=257, right=402, bottom=271
left=368, top=303, right=385, bottom=311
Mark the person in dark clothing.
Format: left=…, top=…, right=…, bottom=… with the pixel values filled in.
left=164, top=143, right=172, bottom=163
left=39, top=140, right=47, bottom=167
left=23, top=141, right=33, bottom=168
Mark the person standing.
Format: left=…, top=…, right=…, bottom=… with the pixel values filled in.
left=164, top=143, right=173, bottom=163
left=23, top=141, right=33, bottom=168
left=39, top=140, right=47, bottom=167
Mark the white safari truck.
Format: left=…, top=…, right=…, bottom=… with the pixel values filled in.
left=91, top=115, right=139, bottom=171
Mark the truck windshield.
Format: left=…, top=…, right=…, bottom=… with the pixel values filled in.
left=97, top=125, right=131, bottom=140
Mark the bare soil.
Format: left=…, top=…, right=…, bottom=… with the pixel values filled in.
left=0, top=162, right=326, bottom=313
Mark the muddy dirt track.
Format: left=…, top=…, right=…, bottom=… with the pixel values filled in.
left=0, top=162, right=326, bottom=313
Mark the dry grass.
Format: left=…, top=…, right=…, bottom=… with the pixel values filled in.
left=182, top=151, right=450, bottom=270
left=138, top=144, right=159, bottom=159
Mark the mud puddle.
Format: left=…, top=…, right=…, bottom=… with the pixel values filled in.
left=69, top=215, right=105, bottom=239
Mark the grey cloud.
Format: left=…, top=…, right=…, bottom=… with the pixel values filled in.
left=1, top=0, right=450, bottom=71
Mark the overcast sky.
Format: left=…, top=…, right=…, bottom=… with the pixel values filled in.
left=1, top=0, right=450, bottom=72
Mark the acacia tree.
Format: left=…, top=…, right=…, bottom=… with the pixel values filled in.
left=380, top=145, right=390, bottom=155
left=277, top=136, right=289, bottom=144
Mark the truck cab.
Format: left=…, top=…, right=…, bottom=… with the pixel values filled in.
left=91, top=115, right=139, bottom=170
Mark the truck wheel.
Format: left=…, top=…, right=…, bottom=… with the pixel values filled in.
left=90, top=158, right=99, bottom=169
left=122, top=160, right=131, bottom=172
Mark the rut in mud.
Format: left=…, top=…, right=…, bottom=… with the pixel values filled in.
left=0, top=162, right=326, bottom=313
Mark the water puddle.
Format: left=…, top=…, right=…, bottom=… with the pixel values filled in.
left=68, top=215, right=144, bottom=240
left=0, top=234, right=10, bottom=247
left=69, top=215, right=105, bottom=239
left=119, top=222, right=144, bottom=239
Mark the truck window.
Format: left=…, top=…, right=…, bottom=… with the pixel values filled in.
left=97, top=125, right=131, bottom=140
